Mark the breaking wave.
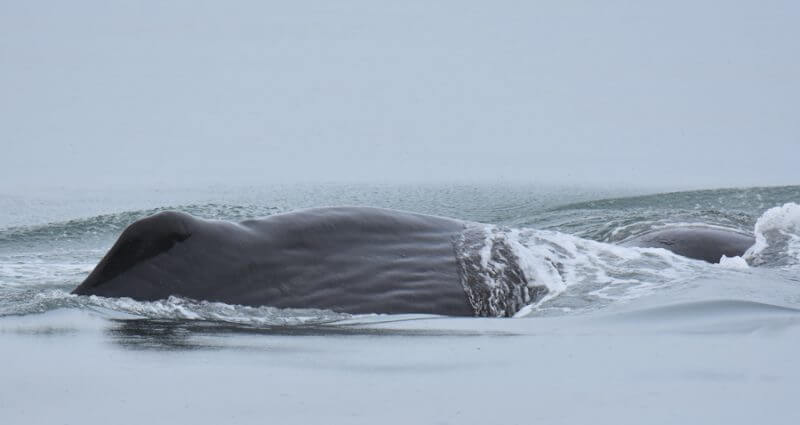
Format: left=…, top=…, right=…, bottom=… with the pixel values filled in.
left=745, top=202, right=800, bottom=268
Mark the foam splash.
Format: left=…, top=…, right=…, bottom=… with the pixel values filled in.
left=84, top=295, right=352, bottom=325
left=456, top=224, right=706, bottom=317
left=456, top=226, right=552, bottom=317
left=745, top=203, right=800, bottom=267
left=719, top=255, right=750, bottom=270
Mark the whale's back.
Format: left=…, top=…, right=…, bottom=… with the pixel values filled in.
left=73, top=207, right=475, bottom=316
left=622, top=226, right=755, bottom=263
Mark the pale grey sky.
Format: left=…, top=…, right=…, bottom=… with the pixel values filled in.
left=1, top=0, right=798, bottom=191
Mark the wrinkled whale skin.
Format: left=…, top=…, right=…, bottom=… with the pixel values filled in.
left=622, top=226, right=755, bottom=263
left=72, top=207, right=475, bottom=316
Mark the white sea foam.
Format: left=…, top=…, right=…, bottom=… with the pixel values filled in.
left=458, top=225, right=707, bottom=317
left=718, top=255, right=750, bottom=269
left=16, top=290, right=351, bottom=325
left=88, top=295, right=350, bottom=325
left=745, top=202, right=800, bottom=267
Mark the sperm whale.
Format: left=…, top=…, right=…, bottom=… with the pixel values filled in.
left=72, top=207, right=755, bottom=315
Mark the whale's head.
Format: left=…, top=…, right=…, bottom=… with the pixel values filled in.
left=72, top=211, right=195, bottom=298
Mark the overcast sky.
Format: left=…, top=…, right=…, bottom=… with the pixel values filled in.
left=1, top=1, right=798, bottom=191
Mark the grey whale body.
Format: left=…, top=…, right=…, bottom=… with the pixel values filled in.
left=73, top=207, right=756, bottom=316
left=73, top=207, right=475, bottom=316
left=621, top=227, right=755, bottom=264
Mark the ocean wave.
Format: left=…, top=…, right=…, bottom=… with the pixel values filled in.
left=0, top=203, right=281, bottom=246
left=533, top=185, right=800, bottom=242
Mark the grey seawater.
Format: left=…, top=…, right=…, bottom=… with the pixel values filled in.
left=1, top=183, right=799, bottom=425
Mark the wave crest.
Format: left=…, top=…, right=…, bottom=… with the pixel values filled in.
left=745, top=202, right=800, bottom=268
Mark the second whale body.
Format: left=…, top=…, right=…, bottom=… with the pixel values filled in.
left=72, top=207, right=756, bottom=316
left=621, top=227, right=755, bottom=264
